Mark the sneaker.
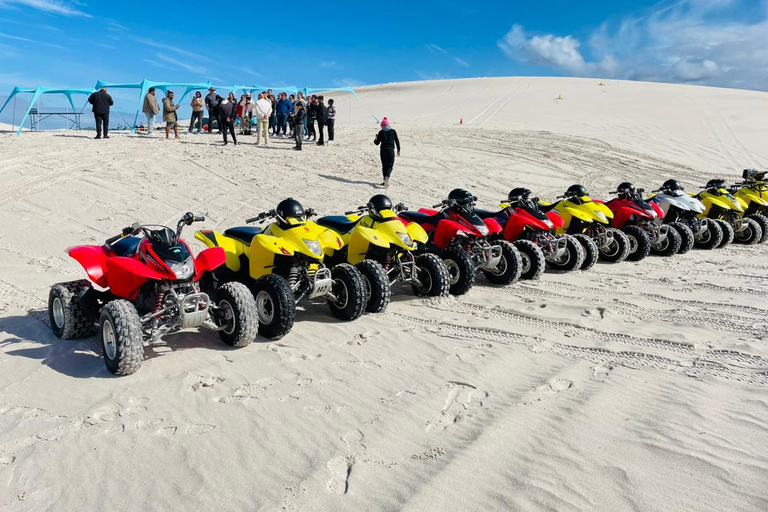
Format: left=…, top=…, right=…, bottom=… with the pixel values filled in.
left=379, top=181, right=386, bottom=187
left=316, top=142, right=324, bottom=146
left=94, top=135, right=101, bottom=139
left=104, top=136, right=110, bottom=139
left=384, top=179, right=390, bottom=187
left=328, top=140, right=334, bottom=145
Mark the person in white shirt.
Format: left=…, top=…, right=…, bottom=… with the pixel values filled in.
left=253, top=93, right=273, bottom=145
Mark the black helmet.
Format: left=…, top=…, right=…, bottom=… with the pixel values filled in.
left=276, top=198, right=305, bottom=225
left=448, top=188, right=476, bottom=214
left=507, top=187, right=532, bottom=204
left=661, top=179, right=683, bottom=193
left=616, top=181, right=636, bottom=199
left=705, top=178, right=726, bottom=190
left=565, top=184, right=588, bottom=198
left=368, top=194, right=394, bottom=220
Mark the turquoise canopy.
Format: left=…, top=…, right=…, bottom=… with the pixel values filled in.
left=0, top=85, right=95, bottom=135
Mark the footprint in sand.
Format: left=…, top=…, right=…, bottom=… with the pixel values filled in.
left=592, top=364, right=613, bottom=380
left=426, top=383, right=488, bottom=433
left=184, top=373, right=225, bottom=391
left=269, top=343, right=321, bottom=364
left=535, top=378, right=573, bottom=393
left=326, top=456, right=354, bottom=494
left=157, top=424, right=215, bottom=437
left=0, top=455, right=15, bottom=466
left=342, top=429, right=366, bottom=452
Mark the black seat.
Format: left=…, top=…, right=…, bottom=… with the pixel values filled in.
left=316, top=216, right=359, bottom=234
left=399, top=210, right=442, bottom=224
left=538, top=202, right=558, bottom=213
left=474, top=208, right=504, bottom=220
left=110, top=236, right=142, bottom=257
left=224, top=226, right=262, bottom=245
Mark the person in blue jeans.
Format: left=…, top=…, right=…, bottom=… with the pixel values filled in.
left=277, top=93, right=292, bottom=137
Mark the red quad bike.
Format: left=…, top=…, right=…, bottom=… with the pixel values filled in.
left=398, top=188, right=521, bottom=295
left=475, top=187, right=587, bottom=279
left=48, top=212, right=258, bottom=376
left=603, top=182, right=680, bottom=260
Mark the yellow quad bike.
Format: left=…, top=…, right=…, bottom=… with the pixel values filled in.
left=730, top=169, right=768, bottom=243
left=317, top=194, right=450, bottom=310
left=538, top=184, right=630, bottom=269
left=195, top=198, right=367, bottom=338
left=694, top=179, right=762, bottom=246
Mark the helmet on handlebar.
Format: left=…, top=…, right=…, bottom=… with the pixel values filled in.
left=507, top=187, right=537, bottom=210
left=276, top=198, right=306, bottom=227
left=660, top=179, right=684, bottom=194
left=743, top=169, right=766, bottom=181
left=448, top=188, right=476, bottom=214
left=565, top=184, right=589, bottom=198
left=368, top=194, right=395, bottom=221
left=616, top=181, right=636, bottom=200
left=705, top=178, right=726, bottom=191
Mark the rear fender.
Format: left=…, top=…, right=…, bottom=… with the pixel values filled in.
left=194, top=247, right=226, bottom=280
left=348, top=226, right=390, bottom=264
left=105, top=257, right=165, bottom=300
left=67, top=245, right=109, bottom=288
left=195, top=230, right=249, bottom=273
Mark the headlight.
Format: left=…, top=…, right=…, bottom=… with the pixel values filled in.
left=477, top=223, right=489, bottom=235
left=302, top=239, right=322, bottom=256
left=596, top=211, right=607, bottom=222
left=397, top=232, right=413, bottom=246
left=170, top=258, right=194, bottom=280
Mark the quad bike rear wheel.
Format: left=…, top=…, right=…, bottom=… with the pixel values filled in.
left=251, top=274, right=295, bottom=339
left=48, top=280, right=96, bottom=339
left=714, top=219, right=734, bottom=248
left=623, top=225, right=651, bottom=261
left=412, top=253, right=450, bottom=297
left=356, top=259, right=391, bottom=313
left=327, top=264, right=367, bottom=321
left=483, top=240, right=521, bottom=285
left=547, top=234, right=585, bottom=272
left=513, top=239, right=545, bottom=280
left=747, top=214, right=768, bottom=243
left=669, top=222, right=694, bottom=254
left=650, top=226, right=681, bottom=257
left=694, top=220, right=722, bottom=249
left=442, top=248, right=475, bottom=296
left=100, top=300, right=143, bottom=376
left=598, top=228, right=630, bottom=263
left=215, top=282, right=258, bottom=347
left=573, top=234, right=597, bottom=271
left=734, top=217, right=763, bottom=245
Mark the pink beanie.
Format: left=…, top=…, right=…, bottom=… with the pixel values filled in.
left=380, top=117, right=389, bottom=127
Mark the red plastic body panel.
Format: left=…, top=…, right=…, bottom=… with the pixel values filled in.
left=605, top=198, right=654, bottom=228
left=545, top=211, right=565, bottom=229
left=105, top=257, right=167, bottom=300
left=484, top=218, right=502, bottom=235
left=194, top=247, right=225, bottom=280
left=501, top=209, right=552, bottom=241
left=67, top=245, right=110, bottom=288
left=433, top=219, right=468, bottom=249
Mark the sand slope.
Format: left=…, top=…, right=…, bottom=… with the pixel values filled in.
left=1, top=77, right=767, bottom=511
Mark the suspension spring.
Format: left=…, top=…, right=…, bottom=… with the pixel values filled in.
left=383, top=254, right=391, bottom=272
left=288, top=267, right=300, bottom=288
left=153, top=292, right=164, bottom=314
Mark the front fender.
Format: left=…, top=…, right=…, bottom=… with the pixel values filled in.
left=545, top=211, right=564, bottom=229
left=194, top=247, right=226, bottom=281
left=484, top=218, right=503, bottom=235
left=406, top=221, right=428, bottom=244
left=105, top=257, right=165, bottom=300
left=347, top=226, right=390, bottom=264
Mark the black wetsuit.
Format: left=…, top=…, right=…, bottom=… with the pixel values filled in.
left=374, top=127, right=400, bottom=180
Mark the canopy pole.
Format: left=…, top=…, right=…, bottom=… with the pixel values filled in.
left=12, top=95, right=16, bottom=132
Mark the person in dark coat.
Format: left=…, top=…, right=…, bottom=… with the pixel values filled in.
left=88, top=87, right=113, bottom=139
left=292, top=102, right=306, bottom=151
left=216, top=95, right=237, bottom=145
left=306, top=95, right=318, bottom=141
left=315, top=95, right=327, bottom=146
left=373, top=117, right=400, bottom=187
left=205, top=87, right=220, bottom=134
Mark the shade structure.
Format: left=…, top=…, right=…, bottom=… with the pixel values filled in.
left=0, top=86, right=95, bottom=135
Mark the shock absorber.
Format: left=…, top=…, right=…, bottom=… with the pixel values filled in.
left=383, top=254, right=391, bottom=272
left=153, top=292, right=163, bottom=314
left=288, top=266, right=300, bottom=288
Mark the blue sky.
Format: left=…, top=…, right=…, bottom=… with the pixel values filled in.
left=0, top=0, right=766, bottom=107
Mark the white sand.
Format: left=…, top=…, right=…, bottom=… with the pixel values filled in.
left=1, top=77, right=767, bottom=511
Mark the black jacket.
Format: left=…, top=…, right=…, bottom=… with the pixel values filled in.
left=374, top=128, right=400, bottom=151
left=307, top=101, right=317, bottom=119
left=293, top=107, right=306, bottom=126
left=315, top=103, right=327, bottom=123
left=88, top=89, right=113, bottom=114
left=217, top=101, right=236, bottom=122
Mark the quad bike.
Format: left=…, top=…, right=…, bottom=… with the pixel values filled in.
left=195, top=198, right=367, bottom=335
left=475, top=187, right=585, bottom=278
left=694, top=179, right=762, bottom=246
left=398, top=189, right=521, bottom=295
left=317, top=194, right=450, bottom=307
left=729, top=169, right=768, bottom=243
left=539, top=185, right=630, bottom=267
left=49, top=212, right=258, bottom=376
left=647, top=179, right=719, bottom=251
left=603, top=182, right=680, bottom=259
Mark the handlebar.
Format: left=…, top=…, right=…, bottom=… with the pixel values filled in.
left=556, top=195, right=565, bottom=199
left=344, top=205, right=366, bottom=215
left=394, top=202, right=408, bottom=212
left=608, top=191, right=618, bottom=195
left=246, top=209, right=275, bottom=224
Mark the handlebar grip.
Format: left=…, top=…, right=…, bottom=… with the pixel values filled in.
left=245, top=216, right=259, bottom=224
left=105, top=234, right=122, bottom=245
left=556, top=195, right=565, bottom=199
left=431, top=203, right=442, bottom=208
left=343, top=210, right=356, bottom=215
left=194, top=215, right=205, bottom=222
left=608, top=191, right=618, bottom=195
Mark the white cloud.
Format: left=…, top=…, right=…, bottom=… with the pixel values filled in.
left=425, top=43, right=470, bottom=68
left=454, top=57, right=469, bottom=68
left=153, top=53, right=208, bottom=76
left=0, top=0, right=90, bottom=17
left=415, top=70, right=452, bottom=81
left=0, top=30, right=69, bottom=50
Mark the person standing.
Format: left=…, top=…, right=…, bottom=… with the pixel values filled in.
left=162, top=90, right=181, bottom=139
left=373, top=117, right=400, bottom=187
left=295, top=92, right=308, bottom=138
left=254, top=93, right=272, bottom=145
left=277, top=93, right=292, bottom=137
left=205, top=87, right=220, bottom=133
left=292, top=101, right=306, bottom=151
left=88, top=87, right=113, bottom=139
left=269, top=93, right=278, bottom=135
left=239, top=93, right=254, bottom=135
left=315, top=95, right=327, bottom=146
left=306, top=95, right=317, bottom=141
left=189, top=91, right=205, bottom=134
left=326, top=98, right=336, bottom=144
left=216, top=95, right=237, bottom=145
left=287, top=94, right=296, bottom=138
left=142, top=87, right=160, bottom=136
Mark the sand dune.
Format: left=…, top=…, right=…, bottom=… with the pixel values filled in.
left=1, top=77, right=767, bottom=511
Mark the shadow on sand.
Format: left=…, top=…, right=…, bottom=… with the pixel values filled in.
left=319, top=174, right=381, bottom=188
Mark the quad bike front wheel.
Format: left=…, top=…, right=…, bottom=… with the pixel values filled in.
left=483, top=241, right=521, bottom=286
left=669, top=222, right=694, bottom=254
left=734, top=218, right=763, bottom=245
left=513, top=239, right=545, bottom=280
left=412, top=253, right=450, bottom=297
left=573, top=234, right=598, bottom=271
left=442, top=248, right=475, bottom=296
left=650, top=226, right=681, bottom=257
left=327, top=264, right=366, bottom=321
left=215, top=282, right=258, bottom=347
left=714, top=219, right=734, bottom=248
left=748, top=214, right=768, bottom=243
left=693, top=220, right=722, bottom=249
left=48, top=280, right=96, bottom=339
left=356, top=259, right=391, bottom=313
left=623, top=226, right=651, bottom=262
left=547, top=235, right=585, bottom=272
left=598, top=228, right=630, bottom=263
left=100, top=300, right=143, bottom=376
left=252, top=274, right=295, bottom=339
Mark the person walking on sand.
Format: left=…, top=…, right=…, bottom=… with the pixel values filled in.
left=239, top=93, right=254, bottom=135
left=189, top=91, right=204, bottom=134
left=162, top=90, right=181, bottom=139
left=315, top=95, right=327, bottom=146
left=254, top=93, right=272, bottom=145
left=292, top=101, right=306, bottom=151
left=88, top=87, right=113, bottom=139
left=205, top=87, right=220, bottom=134
left=374, top=117, right=400, bottom=187
left=326, top=98, right=336, bottom=144
left=142, top=87, right=160, bottom=136
left=217, top=95, right=238, bottom=146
